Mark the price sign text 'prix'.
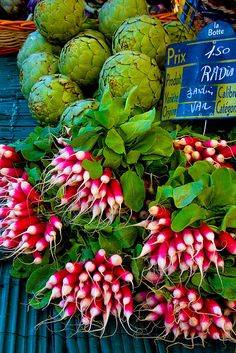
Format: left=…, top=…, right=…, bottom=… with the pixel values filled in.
left=161, top=21, right=236, bottom=121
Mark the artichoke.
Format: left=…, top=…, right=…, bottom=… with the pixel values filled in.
left=60, top=99, right=99, bottom=127
left=59, top=29, right=111, bottom=87
left=99, top=50, right=162, bottom=110
left=34, top=0, right=85, bottom=44
left=17, top=31, right=61, bottom=69
left=163, top=21, right=196, bottom=44
left=113, top=15, right=170, bottom=67
left=98, top=0, right=148, bottom=39
left=28, top=74, right=84, bottom=126
left=20, top=52, right=58, bottom=99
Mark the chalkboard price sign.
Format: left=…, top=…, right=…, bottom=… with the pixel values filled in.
left=161, top=21, right=236, bottom=121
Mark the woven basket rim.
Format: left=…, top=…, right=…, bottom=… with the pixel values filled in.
left=0, top=13, right=177, bottom=29
left=0, top=13, right=177, bottom=55
left=152, top=12, right=178, bottom=22
left=0, top=20, right=35, bottom=31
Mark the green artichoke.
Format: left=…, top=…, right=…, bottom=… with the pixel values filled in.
left=34, top=0, right=85, bottom=44
left=113, top=15, right=170, bottom=67
left=20, top=52, right=58, bottom=99
left=99, top=50, right=162, bottom=110
left=60, top=99, right=99, bottom=127
left=28, top=74, right=84, bottom=126
left=17, top=31, right=61, bottom=69
left=98, top=0, right=148, bottom=39
left=163, top=21, right=196, bottom=44
left=59, top=29, right=111, bottom=87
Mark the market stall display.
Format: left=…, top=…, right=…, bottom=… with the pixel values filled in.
left=0, top=0, right=236, bottom=351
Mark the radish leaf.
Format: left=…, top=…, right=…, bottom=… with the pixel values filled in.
left=99, top=234, right=122, bottom=253
left=171, top=204, right=208, bottom=232
left=134, top=130, right=157, bottom=153
left=82, top=159, right=103, bottom=179
left=135, top=163, right=144, bottom=177
left=21, top=145, right=45, bottom=161
left=191, top=273, right=215, bottom=294
left=105, top=128, right=125, bottom=154
left=142, top=127, right=174, bottom=157
left=10, top=255, right=36, bottom=279
left=187, top=161, right=215, bottom=180
left=29, top=291, right=52, bottom=310
left=208, top=274, right=236, bottom=300
left=155, top=185, right=173, bottom=204
left=26, top=264, right=58, bottom=294
left=80, top=248, right=94, bottom=261
left=93, top=110, right=115, bottom=129
left=99, top=83, right=113, bottom=110
left=69, top=130, right=101, bottom=151
left=113, top=225, right=137, bottom=248
left=120, top=170, right=145, bottom=212
left=173, top=180, right=204, bottom=208
left=221, top=206, right=236, bottom=230
left=126, top=150, right=141, bottom=164
left=25, top=166, right=42, bottom=185
left=131, top=259, right=143, bottom=284
left=103, top=147, right=123, bottom=169
left=119, top=109, right=155, bottom=142
left=210, top=168, right=236, bottom=207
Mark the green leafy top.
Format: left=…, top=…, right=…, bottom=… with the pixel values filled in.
left=14, top=125, right=60, bottom=162
left=151, top=160, right=236, bottom=232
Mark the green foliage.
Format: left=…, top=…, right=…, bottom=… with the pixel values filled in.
left=171, top=204, right=208, bottom=232
left=131, top=244, right=144, bottom=284
left=191, top=265, right=236, bottom=301
left=69, top=86, right=174, bottom=171
left=26, top=264, right=58, bottom=294
left=81, top=159, right=103, bottom=179
left=8, top=81, right=236, bottom=318
left=10, top=256, right=37, bottom=279
left=105, top=128, right=126, bottom=154
left=120, top=170, right=145, bottom=212
left=172, top=180, right=204, bottom=208
left=153, top=161, right=236, bottom=231
left=14, top=125, right=60, bottom=161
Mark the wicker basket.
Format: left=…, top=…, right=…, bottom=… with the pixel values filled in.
left=153, top=12, right=178, bottom=23
left=0, top=13, right=178, bottom=56
left=0, top=20, right=36, bottom=55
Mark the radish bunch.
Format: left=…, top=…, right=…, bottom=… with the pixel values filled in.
left=173, top=137, right=235, bottom=169
left=0, top=144, right=24, bottom=195
left=135, top=286, right=236, bottom=342
left=46, top=145, right=124, bottom=223
left=0, top=175, right=62, bottom=264
left=138, top=206, right=225, bottom=276
left=40, top=249, right=134, bottom=331
left=218, top=231, right=236, bottom=255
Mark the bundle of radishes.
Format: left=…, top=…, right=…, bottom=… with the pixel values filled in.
left=135, top=285, right=236, bottom=342
left=39, top=249, right=134, bottom=331
left=173, top=137, right=236, bottom=169
left=1, top=133, right=236, bottom=346
left=0, top=145, right=62, bottom=264
left=138, top=205, right=236, bottom=276
left=0, top=144, right=25, bottom=188
left=44, top=144, right=124, bottom=223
